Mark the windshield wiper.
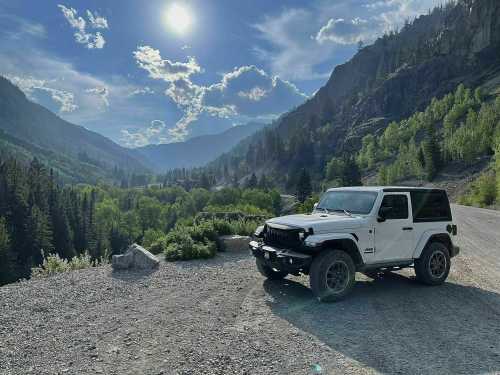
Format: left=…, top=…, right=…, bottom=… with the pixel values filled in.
left=330, top=209, right=353, bottom=216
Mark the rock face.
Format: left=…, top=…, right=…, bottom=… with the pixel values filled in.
left=219, top=235, right=251, bottom=253
left=112, top=244, right=159, bottom=271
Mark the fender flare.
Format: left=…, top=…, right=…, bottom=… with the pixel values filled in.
left=304, top=233, right=364, bottom=267
left=412, top=230, right=453, bottom=259
left=304, top=233, right=359, bottom=248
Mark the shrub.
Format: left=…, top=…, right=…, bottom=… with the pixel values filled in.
left=163, top=229, right=216, bottom=261
left=31, top=251, right=99, bottom=278
left=142, top=228, right=165, bottom=250
left=211, top=219, right=234, bottom=236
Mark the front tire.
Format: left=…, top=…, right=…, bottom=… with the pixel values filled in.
left=255, top=258, right=288, bottom=280
left=310, top=250, right=356, bottom=302
left=414, top=242, right=450, bottom=285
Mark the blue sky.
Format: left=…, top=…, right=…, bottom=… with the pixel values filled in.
left=0, top=0, right=444, bottom=147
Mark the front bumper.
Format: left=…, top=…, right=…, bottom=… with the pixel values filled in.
left=249, top=240, right=312, bottom=273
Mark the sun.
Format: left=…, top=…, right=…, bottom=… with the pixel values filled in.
left=165, top=3, right=193, bottom=35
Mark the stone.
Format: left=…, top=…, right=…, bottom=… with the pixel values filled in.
left=112, top=243, right=159, bottom=270
left=219, top=235, right=251, bottom=253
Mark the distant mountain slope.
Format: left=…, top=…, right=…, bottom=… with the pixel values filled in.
left=0, top=76, right=148, bottom=176
left=208, top=0, right=500, bottom=186
left=135, top=122, right=266, bottom=172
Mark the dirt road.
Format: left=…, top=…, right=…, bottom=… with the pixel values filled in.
left=0, top=205, right=499, bottom=375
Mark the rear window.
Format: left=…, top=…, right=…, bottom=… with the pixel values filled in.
left=410, top=191, right=452, bottom=222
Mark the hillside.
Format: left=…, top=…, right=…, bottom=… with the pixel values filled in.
left=208, top=0, right=500, bottom=188
left=0, top=77, right=148, bottom=182
left=135, top=122, right=266, bottom=172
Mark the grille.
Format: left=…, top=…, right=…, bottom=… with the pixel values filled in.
left=264, top=226, right=301, bottom=248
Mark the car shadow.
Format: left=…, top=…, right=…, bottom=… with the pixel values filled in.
left=263, top=273, right=500, bottom=375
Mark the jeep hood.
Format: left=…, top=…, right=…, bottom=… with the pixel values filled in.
left=266, top=213, right=365, bottom=233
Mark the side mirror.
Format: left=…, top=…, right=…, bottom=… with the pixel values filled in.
left=377, top=206, right=391, bottom=222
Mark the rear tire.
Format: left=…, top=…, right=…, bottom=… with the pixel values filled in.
left=310, top=250, right=356, bottom=302
left=414, top=242, right=450, bottom=285
left=255, top=258, right=288, bottom=280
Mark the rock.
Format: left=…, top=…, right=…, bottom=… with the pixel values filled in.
left=112, top=244, right=159, bottom=271
left=219, top=235, right=251, bottom=253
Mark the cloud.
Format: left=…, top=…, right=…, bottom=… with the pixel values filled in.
left=128, top=86, right=155, bottom=97
left=315, top=17, right=372, bottom=44
left=120, top=120, right=167, bottom=147
left=133, top=45, right=201, bottom=82
left=86, top=10, right=108, bottom=29
left=7, top=75, right=78, bottom=113
left=58, top=4, right=108, bottom=49
left=204, top=65, right=307, bottom=117
left=85, top=86, right=109, bottom=108
left=134, top=46, right=307, bottom=142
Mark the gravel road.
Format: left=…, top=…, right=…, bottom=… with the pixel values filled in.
left=1, top=205, right=499, bottom=375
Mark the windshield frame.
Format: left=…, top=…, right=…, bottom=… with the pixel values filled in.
left=316, top=190, right=379, bottom=216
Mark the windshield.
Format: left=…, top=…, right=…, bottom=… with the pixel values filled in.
left=317, top=191, right=378, bottom=215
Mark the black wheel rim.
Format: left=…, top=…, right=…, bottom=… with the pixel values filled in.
left=326, top=261, right=349, bottom=292
left=429, top=251, right=447, bottom=279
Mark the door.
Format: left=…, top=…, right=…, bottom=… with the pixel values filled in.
left=374, top=193, right=414, bottom=262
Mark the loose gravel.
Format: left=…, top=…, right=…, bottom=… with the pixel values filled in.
left=1, top=205, right=499, bottom=375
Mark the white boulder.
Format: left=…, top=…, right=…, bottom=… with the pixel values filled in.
left=112, top=244, right=159, bottom=270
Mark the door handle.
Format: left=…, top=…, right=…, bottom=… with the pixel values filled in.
left=402, top=227, right=413, bottom=231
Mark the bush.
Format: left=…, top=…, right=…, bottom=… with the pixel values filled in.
left=32, top=251, right=99, bottom=278
left=142, top=228, right=165, bottom=251
left=459, top=172, right=497, bottom=207
left=163, top=229, right=216, bottom=261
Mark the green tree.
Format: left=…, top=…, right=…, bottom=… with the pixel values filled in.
left=296, top=169, right=312, bottom=203
left=0, top=217, right=13, bottom=284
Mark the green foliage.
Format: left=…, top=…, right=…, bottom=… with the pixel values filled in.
left=371, top=84, right=500, bottom=185
left=325, top=156, right=361, bottom=186
left=296, top=194, right=321, bottom=214
left=296, top=169, right=312, bottom=203
left=459, top=173, right=497, bottom=207
left=142, top=228, right=166, bottom=252
left=31, top=251, right=101, bottom=278
left=162, top=228, right=217, bottom=261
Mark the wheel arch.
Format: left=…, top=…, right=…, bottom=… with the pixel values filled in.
left=318, top=238, right=364, bottom=270
left=413, top=231, right=452, bottom=259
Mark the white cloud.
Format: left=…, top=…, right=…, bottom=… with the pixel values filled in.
left=7, top=75, right=78, bottom=113
left=315, top=17, right=372, bottom=45
left=120, top=120, right=167, bottom=147
left=134, top=46, right=307, bottom=142
left=129, top=86, right=155, bottom=97
left=86, top=10, right=108, bottom=29
left=85, top=86, right=109, bottom=108
left=133, top=45, right=201, bottom=82
left=58, top=4, right=108, bottom=49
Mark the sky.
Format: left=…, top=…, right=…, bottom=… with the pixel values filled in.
left=0, top=0, right=445, bottom=148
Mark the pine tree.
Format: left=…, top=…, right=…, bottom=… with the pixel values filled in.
left=0, top=217, right=13, bottom=284
left=246, top=173, right=258, bottom=189
left=296, top=169, right=312, bottom=203
left=422, top=124, right=441, bottom=181
left=342, top=157, right=362, bottom=186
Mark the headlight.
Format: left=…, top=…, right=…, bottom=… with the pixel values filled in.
left=254, top=225, right=265, bottom=238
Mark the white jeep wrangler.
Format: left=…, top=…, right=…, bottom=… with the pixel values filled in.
left=250, top=187, right=459, bottom=302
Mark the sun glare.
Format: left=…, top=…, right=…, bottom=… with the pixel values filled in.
left=165, top=3, right=193, bottom=35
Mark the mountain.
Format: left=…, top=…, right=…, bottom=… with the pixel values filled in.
left=135, top=122, right=267, bottom=172
left=207, top=0, right=500, bottom=188
left=0, top=76, right=149, bottom=183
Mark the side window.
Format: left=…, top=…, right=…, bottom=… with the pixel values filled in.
left=379, top=194, right=408, bottom=220
left=410, top=191, right=452, bottom=222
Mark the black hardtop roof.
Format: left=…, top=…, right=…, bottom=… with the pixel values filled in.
left=383, top=187, right=447, bottom=193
